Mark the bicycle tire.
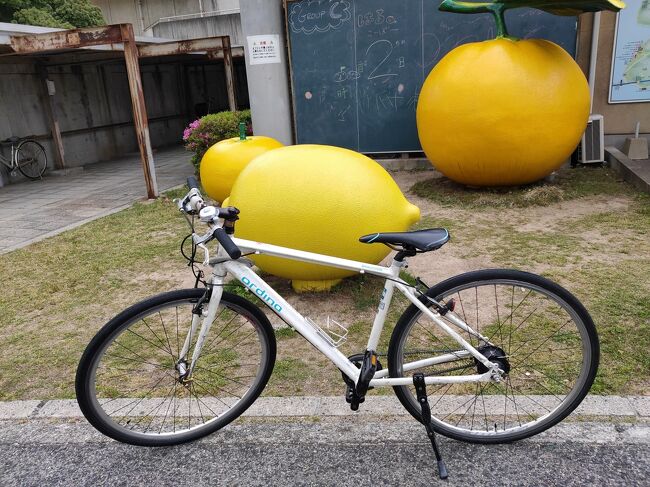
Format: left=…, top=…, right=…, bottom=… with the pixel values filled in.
left=76, top=288, right=276, bottom=446
left=388, top=269, right=599, bottom=444
left=16, top=140, right=47, bottom=180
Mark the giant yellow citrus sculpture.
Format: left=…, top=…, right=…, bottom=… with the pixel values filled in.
left=416, top=0, right=624, bottom=187
left=200, top=125, right=283, bottom=203
left=228, top=145, right=420, bottom=291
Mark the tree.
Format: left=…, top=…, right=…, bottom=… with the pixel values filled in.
left=1, top=0, right=105, bottom=29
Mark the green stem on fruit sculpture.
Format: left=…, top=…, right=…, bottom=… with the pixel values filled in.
left=239, top=122, right=247, bottom=141
left=439, top=0, right=512, bottom=38
left=438, top=0, right=625, bottom=39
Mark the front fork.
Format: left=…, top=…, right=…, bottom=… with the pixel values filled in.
left=176, top=271, right=226, bottom=382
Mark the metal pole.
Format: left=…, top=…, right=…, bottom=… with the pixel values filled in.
left=222, top=36, right=237, bottom=112
left=240, top=0, right=293, bottom=144
left=120, top=23, right=158, bottom=199
left=588, top=12, right=601, bottom=114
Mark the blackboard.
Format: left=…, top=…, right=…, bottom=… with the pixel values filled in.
left=286, top=0, right=578, bottom=153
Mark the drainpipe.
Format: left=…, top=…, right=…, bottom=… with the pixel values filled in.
left=135, top=0, right=149, bottom=36
left=588, top=12, right=601, bottom=114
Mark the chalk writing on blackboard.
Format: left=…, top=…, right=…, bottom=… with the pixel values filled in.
left=289, top=0, right=353, bottom=35
left=287, top=0, right=577, bottom=152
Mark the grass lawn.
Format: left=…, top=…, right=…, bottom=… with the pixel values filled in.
left=0, top=165, right=647, bottom=400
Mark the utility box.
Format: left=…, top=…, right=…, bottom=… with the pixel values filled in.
left=577, top=114, right=605, bottom=164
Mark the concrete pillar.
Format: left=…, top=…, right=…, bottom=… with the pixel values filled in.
left=239, top=0, right=293, bottom=145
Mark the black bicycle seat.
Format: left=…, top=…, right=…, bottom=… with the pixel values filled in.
left=1, top=136, right=20, bottom=145
left=359, top=228, right=450, bottom=252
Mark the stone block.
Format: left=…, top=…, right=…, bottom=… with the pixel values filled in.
left=622, top=137, right=649, bottom=160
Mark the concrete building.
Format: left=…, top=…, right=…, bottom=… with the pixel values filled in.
left=93, top=0, right=243, bottom=43
left=1, top=2, right=644, bottom=189
left=0, top=22, right=247, bottom=190
left=90, top=1, right=648, bottom=151
left=577, top=12, right=650, bottom=148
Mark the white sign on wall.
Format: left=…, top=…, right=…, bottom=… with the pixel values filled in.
left=247, top=34, right=282, bottom=65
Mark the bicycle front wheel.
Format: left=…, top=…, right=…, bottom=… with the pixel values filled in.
left=388, top=269, right=598, bottom=444
left=16, top=140, right=47, bottom=179
left=76, top=289, right=276, bottom=446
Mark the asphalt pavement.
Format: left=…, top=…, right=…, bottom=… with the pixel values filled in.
left=1, top=417, right=648, bottom=486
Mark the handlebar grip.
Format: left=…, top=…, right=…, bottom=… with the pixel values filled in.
left=187, top=176, right=199, bottom=190
left=213, top=227, right=242, bottom=259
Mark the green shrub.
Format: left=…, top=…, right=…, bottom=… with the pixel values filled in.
left=183, top=110, right=252, bottom=175
left=8, top=0, right=104, bottom=28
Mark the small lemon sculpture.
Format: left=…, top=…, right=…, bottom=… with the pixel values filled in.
left=200, top=124, right=283, bottom=203
left=416, top=0, right=624, bottom=187
left=228, top=145, right=421, bottom=291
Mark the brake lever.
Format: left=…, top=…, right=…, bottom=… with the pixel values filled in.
left=197, top=243, right=210, bottom=265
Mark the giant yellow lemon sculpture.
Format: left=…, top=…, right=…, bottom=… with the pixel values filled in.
left=200, top=127, right=283, bottom=203
left=229, top=145, right=420, bottom=291
left=416, top=0, right=624, bottom=187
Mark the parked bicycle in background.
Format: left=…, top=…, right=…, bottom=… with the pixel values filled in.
left=0, top=136, right=47, bottom=180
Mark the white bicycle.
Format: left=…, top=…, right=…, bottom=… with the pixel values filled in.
left=76, top=177, right=599, bottom=478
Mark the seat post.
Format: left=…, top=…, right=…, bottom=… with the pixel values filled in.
left=394, top=247, right=417, bottom=262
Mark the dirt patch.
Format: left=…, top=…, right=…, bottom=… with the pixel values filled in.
left=516, top=197, right=632, bottom=233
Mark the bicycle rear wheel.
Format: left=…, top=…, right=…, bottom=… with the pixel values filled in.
left=16, top=140, right=47, bottom=179
left=76, top=288, right=276, bottom=446
left=388, top=269, right=598, bottom=444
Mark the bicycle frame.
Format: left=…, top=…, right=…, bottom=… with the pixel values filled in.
left=0, top=144, right=16, bottom=169
left=180, top=236, right=499, bottom=388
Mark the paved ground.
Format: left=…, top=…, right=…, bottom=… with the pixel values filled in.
left=1, top=417, right=648, bottom=486
left=0, top=146, right=192, bottom=254
left=1, top=395, right=647, bottom=485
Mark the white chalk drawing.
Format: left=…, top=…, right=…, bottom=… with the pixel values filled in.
left=289, top=0, right=352, bottom=35
left=366, top=39, right=398, bottom=80
left=338, top=105, right=351, bottom=121
left=357, top=8, right=398, bottom=27
left=334, top=66, right=361, bottom=83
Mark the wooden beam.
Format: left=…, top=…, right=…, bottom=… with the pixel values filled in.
left=137, top=36, right=227, bottom=58
left=222, top=36, right=237, bottom=112
left=120, top=23, right=158, bottom=199
left=37, top=64, right=65, bottom=170
left=9, top=24, right=124, bottom=54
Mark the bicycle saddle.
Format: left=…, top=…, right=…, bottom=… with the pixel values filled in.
left=1, top=136, right=20, bottom=145
left=359, top=228, right=450, bottom=252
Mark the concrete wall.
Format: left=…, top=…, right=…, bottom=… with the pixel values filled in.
left=93, top=0, right=241, bottom=36
left=0, top=57, right=248, bottom=181
left=152, top=12, right=243, bottom=44
left=576, top=12, right=650, bottom=145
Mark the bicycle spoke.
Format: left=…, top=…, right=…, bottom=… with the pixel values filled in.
left=158, top=312, right=176, bottom=360
left=393, top=274, right=595, bottom=441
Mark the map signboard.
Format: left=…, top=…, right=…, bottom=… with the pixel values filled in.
left=609, top=0, right=650, bottom=103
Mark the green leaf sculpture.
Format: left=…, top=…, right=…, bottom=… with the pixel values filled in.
left=439, top=0, right=626, bottom=37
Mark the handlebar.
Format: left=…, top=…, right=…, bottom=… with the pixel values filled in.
left=213, top=227, right=242, bottom=259
left=180, top=177, right=242, bottom=261
left=187, top=176, right=199, bottom=190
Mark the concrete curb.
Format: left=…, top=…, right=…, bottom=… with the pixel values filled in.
left=606, top=146, right=650, bottom=194
left=0, top=395, right=648, bottom=421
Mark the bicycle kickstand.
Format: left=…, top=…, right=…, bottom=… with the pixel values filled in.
left=413, top=373, right=449, bottom=480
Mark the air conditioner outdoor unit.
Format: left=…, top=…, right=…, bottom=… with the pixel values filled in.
left=577, top=114, right=605, bottom=164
